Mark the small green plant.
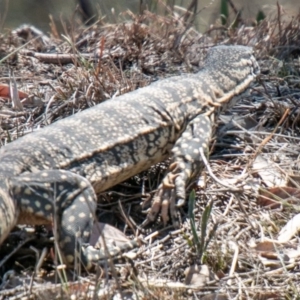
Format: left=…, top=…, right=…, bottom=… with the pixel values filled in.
left=256, top=10, right=266, bottom=23
left=188, top=189, right=215, bottom=263
left=220, top=0, right=229, bottom=26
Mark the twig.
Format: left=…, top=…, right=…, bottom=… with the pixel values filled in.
left=248, top=108, right=290, bottom=167
left=199, top=147, right=241, bottom=192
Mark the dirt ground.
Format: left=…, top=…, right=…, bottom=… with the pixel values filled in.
left=1, top=7, right=300, bottom=300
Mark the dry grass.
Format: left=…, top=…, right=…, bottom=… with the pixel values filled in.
left=1, top=5, right=300, bottom=299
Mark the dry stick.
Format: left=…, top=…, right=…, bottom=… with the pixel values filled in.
left=118, top=199, right=136, bottom=234
left=226, top=0, right=239, bottom=15
left=248, top=108, right=290, bottom=169
left=182, top=0, right=198, bottom=25
left=172, top=0, right=199, bottom=48
left=199, top=147, right=241, bottom=192
left=21, top=50, right=102, bottom=64
left=226, top=0, right=243, bottom=27
left=227, top=241, right=239, bottom=286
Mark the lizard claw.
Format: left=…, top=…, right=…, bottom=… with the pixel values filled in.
left=142, top=166, right=184, bottom=227
left=141, top=187, right=164, bottom=226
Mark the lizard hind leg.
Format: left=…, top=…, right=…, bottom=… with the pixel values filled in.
left=8, top=170, right=97, bottom=269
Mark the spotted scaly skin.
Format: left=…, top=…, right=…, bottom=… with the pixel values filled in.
left=0, top=46, right=260, bottom=268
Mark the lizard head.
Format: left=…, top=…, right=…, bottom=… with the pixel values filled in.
left=205, top=45, right=260, bottom=91
left=201, top=45, right=260, bottom=110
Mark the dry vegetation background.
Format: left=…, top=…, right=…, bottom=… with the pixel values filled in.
left=1, top=0, right=299, bottom=33
left=1, top=2, right=300, bottom=299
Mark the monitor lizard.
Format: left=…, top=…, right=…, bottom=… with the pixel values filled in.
left=0, top=45, right=260, bottom=269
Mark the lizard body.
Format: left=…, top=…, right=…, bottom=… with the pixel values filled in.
left=0, top=46, right=260, bottom=268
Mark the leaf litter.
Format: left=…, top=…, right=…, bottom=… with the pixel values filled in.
left=1, top=6, right=300, bottom=300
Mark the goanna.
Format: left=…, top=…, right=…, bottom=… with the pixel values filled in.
left=0, top=45, right=260, bottom=269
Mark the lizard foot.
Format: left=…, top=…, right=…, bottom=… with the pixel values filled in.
left=142, top=162, right=186, bottom=227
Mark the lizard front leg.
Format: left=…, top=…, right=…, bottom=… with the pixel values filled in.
left=144, top=113, right=213, bottom=226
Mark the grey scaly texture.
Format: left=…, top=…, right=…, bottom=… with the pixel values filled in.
left=0, top=45, right=260, bottom=268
